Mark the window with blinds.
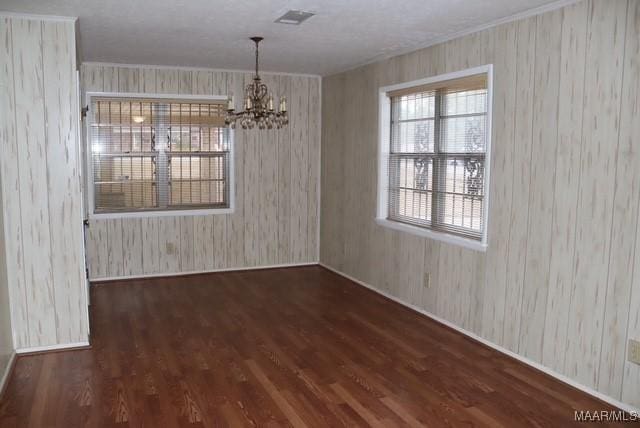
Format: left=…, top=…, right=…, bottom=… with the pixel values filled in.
left=88, top=96, right=231, bottom=215
left=379, top=68, right=491, bottom=246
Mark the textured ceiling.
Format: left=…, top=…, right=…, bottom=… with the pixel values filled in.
left=1, top=0, right=570, bottom=75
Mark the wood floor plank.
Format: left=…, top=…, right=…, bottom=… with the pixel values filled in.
left=0, top=266, right=628, bottom=427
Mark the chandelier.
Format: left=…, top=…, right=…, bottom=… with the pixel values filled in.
left=225, top=37, right=288, bottom=130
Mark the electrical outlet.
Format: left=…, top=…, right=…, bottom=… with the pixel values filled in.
left=629, top=339, right=640, bottom=365
left=166, top=242, right=176, bottom=255
left=424, top=272, right=431, bottom=289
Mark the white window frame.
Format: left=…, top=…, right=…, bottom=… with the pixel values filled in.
left=376, top=64, right=493, bottom=252
left=85, top=92, right=235, bottom=220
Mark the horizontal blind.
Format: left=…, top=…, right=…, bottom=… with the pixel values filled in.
left=387, top=73, right=487, bottom=98
left=90, top=97, right=230, bottom=214
left=388, top=73, right=488, bottom=240
left=389, top=90, right=436, bottom=227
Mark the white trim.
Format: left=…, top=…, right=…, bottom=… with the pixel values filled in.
left=90, top=262, right=318, bottom=283
left=316, top=77, right=323, bottom=260
left=16, top=341, right=90, bottom=355
left=377, top=85, right=391, bottom=220
left=484, top=65, right=494, bottom=248
left=75, top=69, right=92, bottom=335
left=91, top=207, right=234, bottom=220
left=0, top=12, right=77, bottom=22
left=0, top=351, right=16, bottom=397
left=82, top=61, right=321, bottom=79
left=319, top=263, right=640, bottom=415
left=330, top=0, right=581, bottom=76
left=375, top=218, right=487, bottom=252
left=84, top=91, right=235, bottom=220
left=378, top=64, right=491, bottom=94
left=376, top=64, right=493, bottom=252
left=86, top=91, right=229, bottom=102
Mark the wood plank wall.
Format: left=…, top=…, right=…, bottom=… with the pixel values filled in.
left=81, top=64, right=321, bottom=279
left=320, top=0, right=640, bottom=409
left=0, top=16, right=88, bottom=350
left=0, top=139, right=13, bottom=378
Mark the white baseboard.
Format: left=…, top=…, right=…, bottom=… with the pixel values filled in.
left=0, top=351, right=16, bottom=398
left=319, top=263, right=640, bottom=415
left=16, top=341, right=90, bottom=355
left=91, top=262, right=319, bottom=283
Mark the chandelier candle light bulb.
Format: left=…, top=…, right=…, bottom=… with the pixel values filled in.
left=225, top=36, right=289, bottom=130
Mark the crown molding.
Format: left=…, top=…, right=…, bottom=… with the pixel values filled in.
left=0, top=11, right=77, bottom=22
left=81, top=61, right=321, bottom=79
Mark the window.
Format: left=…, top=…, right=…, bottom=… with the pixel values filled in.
left=87, top=94, right=233, bottom=217
left=377, top=66, right=492, bottom=250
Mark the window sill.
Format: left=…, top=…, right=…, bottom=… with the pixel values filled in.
left=89, top=207, right=234, bottom=220
left=374, top=218, right=487, bottom=252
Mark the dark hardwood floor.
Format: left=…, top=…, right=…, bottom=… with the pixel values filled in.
left=0, top=266, right=627, bottom=427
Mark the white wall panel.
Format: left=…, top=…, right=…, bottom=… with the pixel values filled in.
left=603, top=0, right=640, bottom=400
left=0, top=16, right=88, bottom=349
left=0, top=17, right=27, bottom=348
left=564, top=0, right=627, bottom=389
left=542, top=0, right=589, bottom=374
left=13, top=18, right=58, bottom=347
left=42, top=20, right=87, bottom=344
left=0, top=16, right=16, bottom=376
left=82, top=64, right=321, bottom=278
left=320, top=0, right=640, bottom=409
left=502, top=17, right=536, bottom=353
left=518, top=9, right=562, bottom=361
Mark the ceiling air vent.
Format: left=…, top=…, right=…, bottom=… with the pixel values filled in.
left=275, top=10, right=315, bottom=25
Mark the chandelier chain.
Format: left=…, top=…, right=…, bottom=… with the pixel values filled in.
left=255, top=39, right=259, bottom=78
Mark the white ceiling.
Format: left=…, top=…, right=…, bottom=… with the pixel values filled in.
left=1, top=0, right=570, bottom=76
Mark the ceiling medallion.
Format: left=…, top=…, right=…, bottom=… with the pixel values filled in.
left=225, top=37, right=288, bottom=130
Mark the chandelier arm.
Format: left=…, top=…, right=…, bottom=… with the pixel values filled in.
left=258, top=83, right=268, bottom=103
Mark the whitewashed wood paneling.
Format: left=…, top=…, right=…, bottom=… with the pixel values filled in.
left=320, top=0, right=640, bottom=409
left=480, top=21, right=518, bottom=344
left=607, top=0, right=640, bottom=401
left=307, top=78, right=321, bottom=263
left=319, top=73, right=344, bottom=270
left=259, top=74, right=279, bottom=266
left=0, top=173, right=12, bottom=377
left=502, top=16, right=536, bottom=353
left=0, top=16, right=88, bottom=349
left=542, top=0, right=588, bottom=374
left=0, top=16, right=28, bottom=348
left=13, top=18, right=58, bottom=347
left=42, top=20, right=87, bottom=343
left=0, top=18, right=16, bottom=375
left=82, top=64, right=321, bottom=278
left=289, top=76, right=311, bottom=263
left=564, top=0, right=627, bottom=389
left=620, top=0, right=640, bottom=406
left=518, top=8, right=562, bottom=362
